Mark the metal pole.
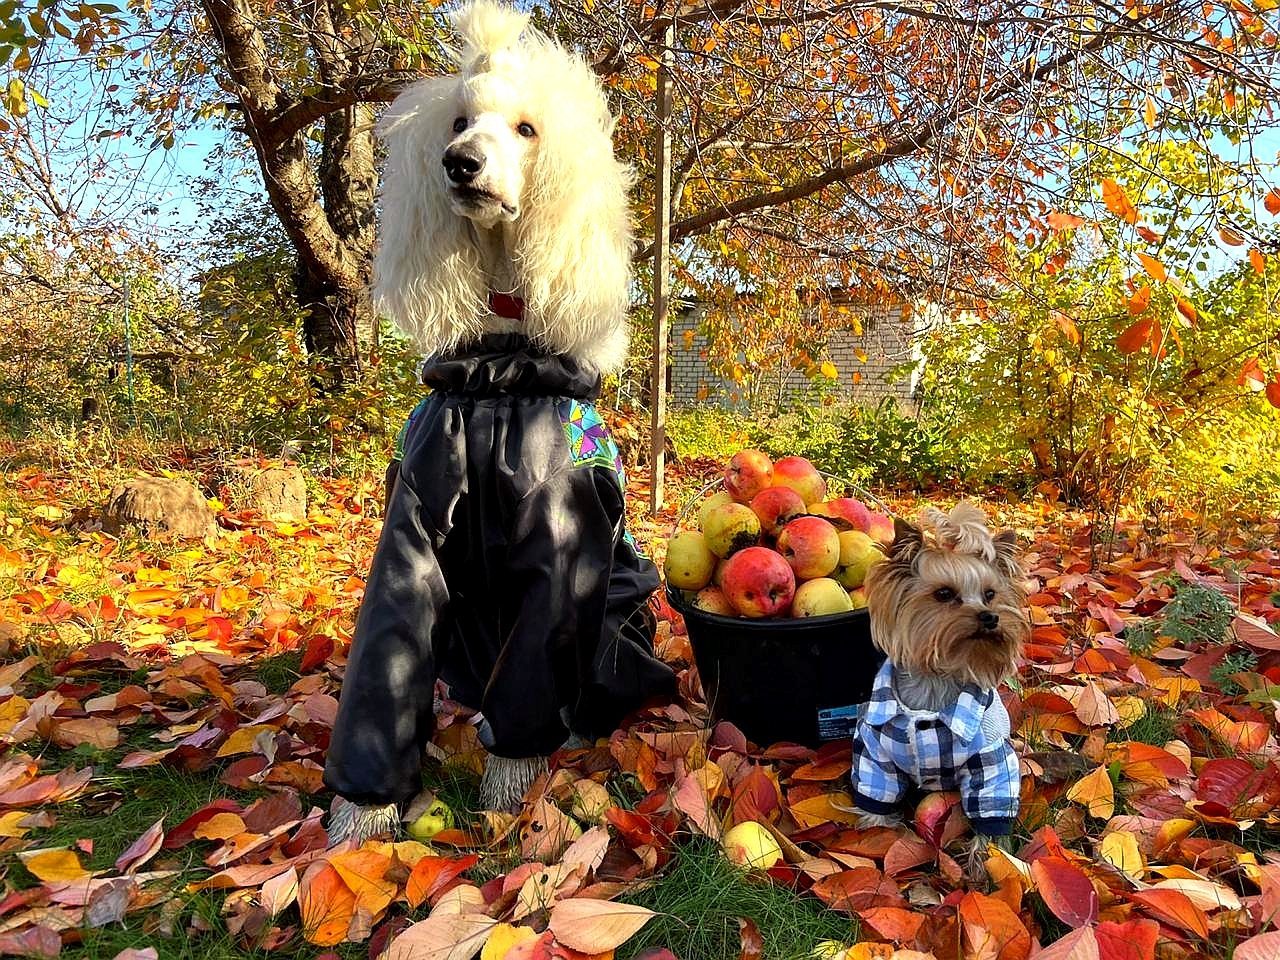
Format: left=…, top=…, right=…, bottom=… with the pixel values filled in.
left=122, top=274, right=137, bottom=422
left=648, top=23, right=674, bottom=517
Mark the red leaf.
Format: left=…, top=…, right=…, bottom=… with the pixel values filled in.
left=857, top=905, right=925, bottom=943
left=114, top=817, right=165, bottom=874
left=1129, top=888, right=1209, bottom=938
left=1137, top=226, right=1162, bottom=244
left=163, top=800, right=241, bottom=849
left=300, top=633, right=334, bottom=673
left=1266, top=188, right=1280, bottom=215
left=1030, top=857, right=1099, bottom=928
left=958, top=891, right=1032, bottom=960
left=0, top=926, right=61, bottom=959
left=1267, top=379, right=1280, bottom=409
left=1095, top=919, right=1158, bottom=960
left=810, top=868, right=896, bottom=913
left=1195, top=758, right=1269, bottom=808
left=729, top=766, right=780, bottom=824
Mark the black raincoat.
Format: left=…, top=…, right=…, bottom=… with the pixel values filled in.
left=323, top=335, right=677, bottom=806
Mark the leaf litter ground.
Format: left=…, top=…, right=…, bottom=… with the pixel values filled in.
left=2, top=447, right=1280, bottom=959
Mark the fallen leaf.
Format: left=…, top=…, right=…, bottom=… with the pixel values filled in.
left=115, top=818, right=165, bottom=874
left=1065, top=766, right=1114, bottom=819
left=1030, top=857, right=1098, bottom=927
left=19, top=849, right=91, bottom=883
left=547, top=898, right=656, bottom=953
left=958, top=891, right=1031, bottom=960
left=384, top=912, right=498, bottom=960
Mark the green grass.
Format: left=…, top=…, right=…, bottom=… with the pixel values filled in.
left=619, top=839, right=857, bottom=960
left=1106, top=703, right=1178, bottom=747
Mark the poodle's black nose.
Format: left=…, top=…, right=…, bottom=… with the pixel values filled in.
left=444, top=144, right=485, bottom=184
left=978, top=610, right=1000, bottom=630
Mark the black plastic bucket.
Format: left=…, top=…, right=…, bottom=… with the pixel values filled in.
left=669, top=586, right=885, bottom=747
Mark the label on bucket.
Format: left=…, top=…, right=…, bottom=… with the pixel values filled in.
left=817, top=703, right=863, bottom=740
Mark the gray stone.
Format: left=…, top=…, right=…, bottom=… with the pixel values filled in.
left=103, top=477, right=216, bottom=539
left=224, top=464, right=308, bottom=520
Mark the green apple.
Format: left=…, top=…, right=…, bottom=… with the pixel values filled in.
left=701, top=501, right=762, bottom=558
left=697, top=490, right=735, bottom=530
left=665, top=530, right=718, bottom=590
left=833, top=530, right=886, bottom=589
left=792, top=578, right=854, bottom=617
left=407, top=798, right=454, bottom=840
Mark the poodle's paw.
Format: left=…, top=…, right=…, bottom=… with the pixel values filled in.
left=855, top=810, right=904, bottom=830
left=327, top=797, right=400, bottom=846
left=480, top=755, right=548, bottom=812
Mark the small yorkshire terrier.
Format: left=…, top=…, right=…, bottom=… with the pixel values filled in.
left=852, top=502, right=1029, bottom=877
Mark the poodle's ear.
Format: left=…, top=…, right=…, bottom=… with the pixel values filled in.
left=512, top=61, right=634, bottom=374
left=372, top=78, right=486, bottom=355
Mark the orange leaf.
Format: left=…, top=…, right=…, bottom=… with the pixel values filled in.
left=260, top=866, right=300, bottom=918
left=1030, top=857, right=1098, bottom=928
left=1102, top=178, right=1138, bottom=224
left=547, top=899, right=656, bottom=953
left=1065, top=765, right=1114, bottom=818
left=1117, top=318, right=1153, bottom=355
left=1126, top=286, right=1152, bottom=316
left=1250, top=248, right=1266, bottom=274
left=1137, top=226, right=1162, bottom=244
left=1136, top=253, right=1166, bottom=282
left=857, top=906, right=925, bottom=943
left=1267, top=379, right=1280, bottom=409
left=1219, top=226, right=1245, bottom=246
left=405, top=855, right=479, bottom=910
left=1129, top=888, right=1208, bottom=938
left=298, top=861, right=357, bottom=947
left=1095, top=919, right=1158, bottom=960
left=958, top=891, right=1032, bottom=960
left=1175, top=299, right=1197, bottom=325
left=329, top=849, right=396, bottom=917
left=1144, top=96, right=1157, bottom=127
left=193, top=813, right=246, bottom=841
left=1265, top=188, right=1280, bottom=215
left=1047, top=211, right=1085, bottom=230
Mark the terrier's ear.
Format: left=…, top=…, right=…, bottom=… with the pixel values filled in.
left=992, top=528, right=1021, bottom=579
left=889, top=518, right=923, bottom=563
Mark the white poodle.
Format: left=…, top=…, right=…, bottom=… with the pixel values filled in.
left=324, top=1, right=675, bottom=843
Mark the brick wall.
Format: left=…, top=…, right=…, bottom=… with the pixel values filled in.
left=669, top=299, right=927, bottom=409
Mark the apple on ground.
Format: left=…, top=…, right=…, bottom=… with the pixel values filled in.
left=847, top=586, right=868, bottom=609
left=792, top=577, right=855, bottom=617
left=407, top=799, right=454, bottom=840
left=772, top=455, right=827, bottom=505
left=866, top=511, right=895, bottom=547
left=722, top=820, right=782, bottom=870
left=701, top=501, right=762, bottom=557
left=665, top=530, right=718, bottom=590
left=691, top=586, right=737, bottom=616
left=698, top=490, right=735, bottom=530
left=776, top=515, right=841, bottom=580
left=720, top=546, right=796, bottom=618
left=914, top=791, right=964, bottom=847
left=832, top=530, right=886, bottom=589
left=724, top=449, right=774, bottom=503
left=749, top=485, right=807, bottom=538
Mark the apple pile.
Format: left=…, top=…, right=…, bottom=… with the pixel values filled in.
left=664, top=450, right=894, bottom=619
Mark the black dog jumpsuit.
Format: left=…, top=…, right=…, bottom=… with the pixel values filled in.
left=323, top=335, right=677, bottom=806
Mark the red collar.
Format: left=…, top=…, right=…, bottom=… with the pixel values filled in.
left=488, top=291, right=525, bottom=321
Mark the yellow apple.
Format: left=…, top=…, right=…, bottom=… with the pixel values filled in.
left=407, top=799, right=454, bottom=840
left=665, top=530, right=717, bottom=590
left=833, top=530, right=886, bottom=589
left=792, top=578, right=855, bottom=617
left=701, top=502, right=762, bottom=558
left=722, top=820, right=782, bottom=870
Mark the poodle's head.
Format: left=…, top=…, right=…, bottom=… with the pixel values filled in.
left=374, top=1, right=634, bottom=372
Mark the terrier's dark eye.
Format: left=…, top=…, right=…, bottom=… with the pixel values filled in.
left=517, top=121, right=537, bottom=138
left=452, top=117, right=468, bottom=133
left=983, top=588, right=996, bottom=602
left=933, top=587, right=956, bottom=603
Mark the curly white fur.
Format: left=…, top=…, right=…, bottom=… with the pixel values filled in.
left=373, top=1, right=634, bottom=372
left=920, top=501, right=997, bottom=561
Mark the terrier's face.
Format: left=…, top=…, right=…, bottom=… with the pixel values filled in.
left=865, top=504, right=1028, bottom=689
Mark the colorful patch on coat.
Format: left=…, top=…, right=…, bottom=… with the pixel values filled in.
left=394, top=397, right=432, bottom=461
left=556, top=399, right=627, bottom=490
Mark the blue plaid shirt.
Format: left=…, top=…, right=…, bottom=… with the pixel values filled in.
left=851, top=661, right=1020, bottom=835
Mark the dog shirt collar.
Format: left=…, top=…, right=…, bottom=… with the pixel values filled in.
left=488, top=291, right=525, bottom=321
left=862, top=661, right=991, bottom=741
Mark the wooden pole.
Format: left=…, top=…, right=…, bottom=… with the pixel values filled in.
left=648, top=23, right=674, bottom=517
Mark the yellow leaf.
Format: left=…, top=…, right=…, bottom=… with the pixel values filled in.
left=215, top=724, right=277, bottom=757
left=0, top=811, right=33, bottom=838
left=788, top=792, right=863, bottom=829
left=1144, top=96, right=1158, bottom=127
left=819, top=361, right=838, bottom=380
left=194, top=813, right=247, bottom=841
left=481, top=922, right=539, bottom=960
left=1066, top=765, right=1114, bottom=819
left=1113, top=696, right=1146, bottom=728
left=19, top=849, right=91, bottom=883
left=1101, top=830, right=1144, bottom=880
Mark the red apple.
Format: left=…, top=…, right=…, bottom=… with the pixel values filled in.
left=772, top=455, right=827, bottom=505
left=749, top=486, right=806, bottom=538
left=724, top=450, right=774, bottom=503
left=691, top=586, right=737, bottom=617
left=776, top=516, right=840, bottom=580
left=824, top=497, right=871, bottom=532
left=914, top=791, right=963, bottom=847
left=866, top=511, right=895, bottom=547
left=720, top=547, right=796, bottom=618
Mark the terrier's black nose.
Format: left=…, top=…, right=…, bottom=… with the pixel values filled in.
left=978, top=610, right=1000, bottom=630
left=443, top=144, right=485, bottom=184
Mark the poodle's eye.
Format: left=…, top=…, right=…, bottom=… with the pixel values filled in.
left=983, top=588, right=996, bottom=603
left=516, top=121, right=537, bottom=138
left=452, top=117, right=468, bottom=133
left=933, top=587, right=956, bottom=603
